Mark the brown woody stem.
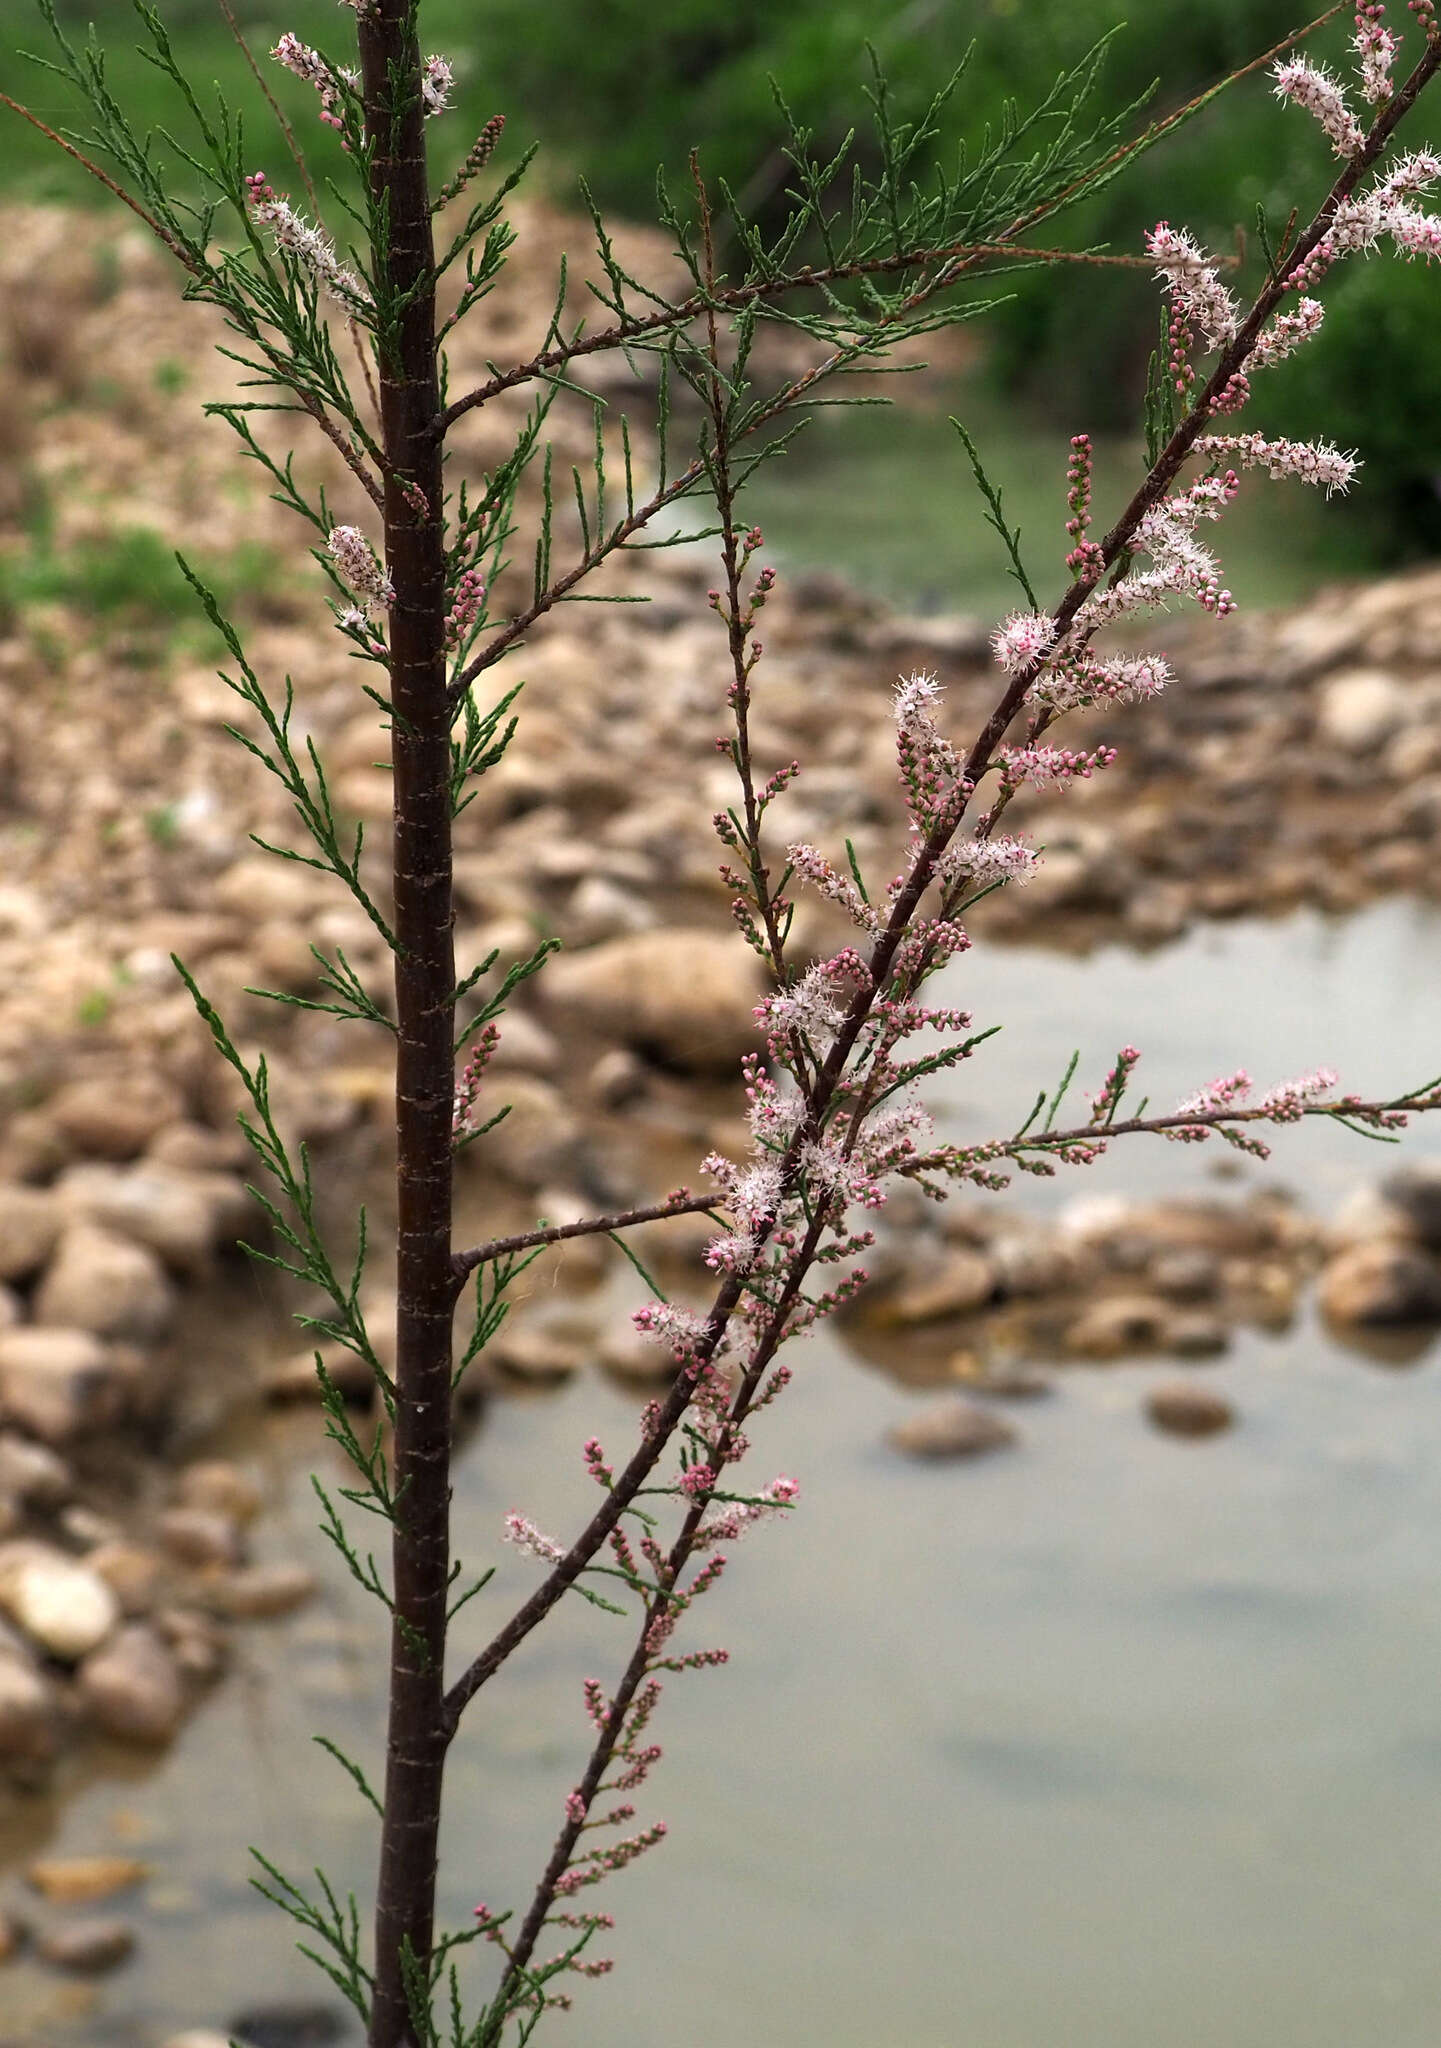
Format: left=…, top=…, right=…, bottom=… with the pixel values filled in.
left=358, top=6, right=455, bottom=2045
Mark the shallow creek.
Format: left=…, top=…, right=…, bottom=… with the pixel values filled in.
left=8, top=899, right=1441, bottom=2048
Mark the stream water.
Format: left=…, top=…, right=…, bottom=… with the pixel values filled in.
left=6, top=898, right=1441, bottom=2048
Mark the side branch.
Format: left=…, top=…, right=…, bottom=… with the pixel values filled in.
left=451, top=1192, right=717, bottom=1279
left=0, top=92, right=198, bottom=269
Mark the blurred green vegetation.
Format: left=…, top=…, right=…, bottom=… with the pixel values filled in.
left=2, top=0, right=1439, bottom=558
left=0, top=516, right=281, bottom=639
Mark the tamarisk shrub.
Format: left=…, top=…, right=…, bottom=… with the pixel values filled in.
left=10, top=2, right=1441, bottom=2042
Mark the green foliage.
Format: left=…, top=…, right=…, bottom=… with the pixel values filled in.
left=0, top=521, right=279, bottom=631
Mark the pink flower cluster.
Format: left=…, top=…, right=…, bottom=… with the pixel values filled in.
left=452, top=1020, right=500, bottom=1142
left=1144, top=222, right=1240, bottom=349
left=1194, top=432, right=1358, bottom=496
left=992, top=611, right=1057, bottom=675
left=272, top=32, right=354, bottom=132
left=693, top=1476, right=800, bottom=1549
left=1355, top=5, right=1401, bottom=101
left=1289, top=152, right=1441, bottom=286
left=935, top=832, right=1039, bottom=888
left=444, top=566, right=487, bottom=647
left=1273, top=56, right=1366, bottom=156
left=246, top=174, right=371, bottom=312
left=421, top=54, right=455, bottom=118
left=503, top=1513, right=564, bottom=1564
left=997, top=743, right=1117, bottom=790
left=327, top=523, right=394, bottom=614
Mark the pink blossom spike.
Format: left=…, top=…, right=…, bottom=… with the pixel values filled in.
left=1144, top=222, right=1240, bottom=348
left=1272, top=55, right=1366, bottom=155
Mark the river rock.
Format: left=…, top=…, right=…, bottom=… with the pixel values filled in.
left=1319, top=1240, right=1441, bottom=1326
left=1165, top=1313, right=1230, bottom=1358
left=26, top=1856, right=148, bottom=1904
left=566, top=874, right=657, bottom=943
left=949, top=1356, right=1053, bottom=1399
left=1134, top=1200, right=1268, bottom=1257
left=89, top=1543, right=166, bottom=1617
left=33, top=1223, right=174, bottom=1341
left=0, top=1432, right=70, bottom=1509
left=205, top=1563, right=317, bottom=1619
left=145, top=1119, right=250, bottom=1174
left=586, top=1046, right=648, bottom=1107
left=598, top=1327, right=678, bottom=1388
left=47, top=1074, right=185, bottom=1160
left=155, top=1605, right=228, bottom=1682
left=53, top=1162, right=235, bottom=1274
left=988, top=1229, right=1075, bottom=1298
left=264, top=1345, right=376, bottom=1405
left=1315, top=668, right=1409, bottom=751
left=1376, top=1159, right=1441, bottom=1250
left=487, top=1323, right=588, bottom=1385
left=485, top=1008, right=561, bottom=1078
left=0, top=1327, right=127, bottom=1441
left=227, top=2002, right=350, bottom=2048
left=157, top=1507, right=243, bottom=1570
left=78, top=1623, right=184, bottom=1743
left=212, top=855, right=320, bottom=922
left=0, top=1541, right=119, bottom=1660
left=35, top=1915, right=136, bottom=1972
left=866, top=1249, right=997, bottom=1326
left=470, top=1076, right=581, bottom=1189
left=0, top=1642, right=59, bottom=1763
left=1146, top=1383, right=1235, bottom=1438
left=1150, top=1248, right=1222, bottom=1301
left=542, top=929, right=765, bottom=1073
left=1327, top=1183, right=1413, bottom=1248
left=887, top=1396, right=1019, bottom=1460
left=0, top=1184, right=63, bottom=1283
left=1065, top=1295, right=1172, bottom=1359
left=176, top=1460, right=262, bottom=1524
left=59, top=1505, right=119, bottom=1550
left=1124, top=882, right=1191, bottom=946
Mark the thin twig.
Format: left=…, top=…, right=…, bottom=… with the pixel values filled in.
left=451, top=1193, right=716, bottom=1280
left=0, top=92, right=198, bottom=271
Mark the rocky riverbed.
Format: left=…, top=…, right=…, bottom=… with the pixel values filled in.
left=5, top=193, right=1441, bottom=1957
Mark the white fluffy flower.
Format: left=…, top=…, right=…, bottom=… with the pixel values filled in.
left=991, top=611, right=1057, bottom=675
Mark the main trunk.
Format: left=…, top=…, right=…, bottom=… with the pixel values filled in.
left=359, top=9, right=455, bottom=2046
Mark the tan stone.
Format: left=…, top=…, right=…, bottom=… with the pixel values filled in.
left=0, top=1327, right=127, bottom=1442
left=48, top=1073, right=185, bottom=1160
left=888, top=1397, right=1018, bottom=1460
left=0, top=1541, right=120, bottom=1661
left=0, top=1183, right=64, bottom=1282
left=542, top=929, right=766, bottom=1073
left=34, top=1223, right=174, bottom=1341
left=27, top=1856, right=149, bottom=1904
left=78, top=1623, right=184, bottom=1743
left=1319, top=1240, right=1441, bottom=1327
left=1146, top=1383, right=1235, bottom=1439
